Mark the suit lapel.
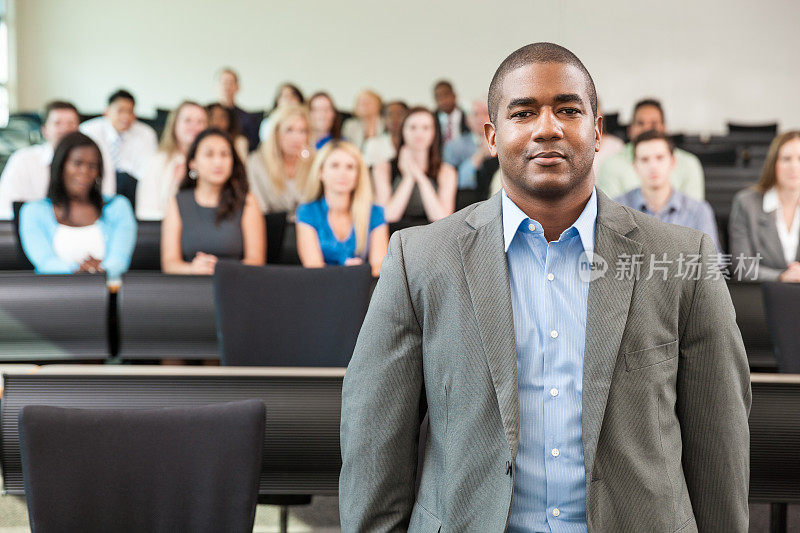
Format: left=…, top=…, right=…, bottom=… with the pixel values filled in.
left=458, top=194, right=520, bottom=458
left=582, top=191, right=641, bottom=483
left=757, top=210, right=789, bottom=268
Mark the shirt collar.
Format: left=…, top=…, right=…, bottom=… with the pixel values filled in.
left=632, top=187, right=682, bottom=214
left=763, top=187, right=779, bottom=213
left=103, top=118, right=124, bottom=142
left=501, top=187, right=598, bottom=253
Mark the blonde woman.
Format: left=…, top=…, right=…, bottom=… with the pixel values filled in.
left=341, top=89, right=395, bottom=167
left=135, top=101, right=208, bottom=220
left=296, top=141, right=389, bottom=277
left=247, top=105, right=312, bottom=214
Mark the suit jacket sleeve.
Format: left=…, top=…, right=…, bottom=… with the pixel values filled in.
left=677, top=232, right=751, bottom=532
left=340, top=231, right=424, bottom=532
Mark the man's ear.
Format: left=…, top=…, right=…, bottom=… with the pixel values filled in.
left=595, top=115, right=603, bottom=152
left=485, top=121, right=497, bottom=157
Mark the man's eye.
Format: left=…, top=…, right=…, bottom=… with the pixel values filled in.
left=511, top=111, right=533, bottom=118
left=560, top=108, right=580, bottom=115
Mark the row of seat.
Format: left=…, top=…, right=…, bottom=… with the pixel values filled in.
left=0, top=367, right=797, bottom=531
left=0, top=264, right=373, bottom=365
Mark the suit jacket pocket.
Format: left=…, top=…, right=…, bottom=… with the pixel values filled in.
left=624, top=339, right=679, bottom=371
left=409, top=502, right=442, bottom=533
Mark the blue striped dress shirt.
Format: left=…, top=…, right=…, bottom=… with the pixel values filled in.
left=503, top=188, right=597, bottom=533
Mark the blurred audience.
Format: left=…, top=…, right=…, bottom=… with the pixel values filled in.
left=216, top=67, right=260, bottom=151
left=598, top=98, right=704, bottom=200
left=373, top=106, right=457, bottom=223
left=593, top=101, right=624, bottom=176
left=615, top=131, right=720, bottom=251
left=247, top=104, right=312, bottom=214
left=0, top=101, right=115, bottom=219
left=259, top=83, right=304, bottom=142
left=434, top=80, right=468, bottom=144
left=206, top=103, right=249, bottom=161
left=342, top=89, right=394, bottom=167
left=308, top=92, right=342, bottom=150
left=730, top=131, right=800, bottom=282
left=19, top=132, right=136, bottom=278
left=136, top=101, right=208, bottom=220
left=443, top=98, right=497, bottom=194
left=81, top=89, right=158, bottom=207
left=161, top=128, right=265, bottom=275
left=296, top=141, right=388, bottom=276
left=384, top=100, right=409, bottom=151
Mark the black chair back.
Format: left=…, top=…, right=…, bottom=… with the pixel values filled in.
left=727, top=281, right=776, bottom=371
left=762, top=282, right=800, bottom=373
left=12, top=201, right=35, bottom=270
left=118, top=272, right=217, bottom=359
left=265, top=212, right=287, bottom=264
left=115, top=171, right=137, bottom=210
left=214, top=262, right=372, bottom=366
left=0, top=220, right=22, bottom=269
left=727, top=122, right=778, bottom=136
left=0, top=272, right=108, bottom=361
left=19, top=400, right=264, bottom=533
left=128, top=220, right=161, bottom=270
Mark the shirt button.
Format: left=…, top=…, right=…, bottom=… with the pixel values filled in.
left=550, top=330, right=558, bottom=339
left=547, top=273, right=554, bottom=281
left=528, top=223, right=535, bottom=231
left=551, top=448, right=560, bottom=457
left=550, top=387, right=559, bottom=397
left=552, top=508, right=560, bottom=517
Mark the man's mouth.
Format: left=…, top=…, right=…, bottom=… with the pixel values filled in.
left=531, top=151, right=566, bottom=166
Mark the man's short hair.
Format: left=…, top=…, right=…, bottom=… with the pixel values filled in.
left=632, top=98, right=664, bottom=123
left=488, top=42, right=598, bottom=123
left=433, top=80, right=454, bottom=93
left=632, top=129, right=675, bottom=156
left=42, top=101, right=79, bottom=123
left=108, top=89, right=135, bottom=106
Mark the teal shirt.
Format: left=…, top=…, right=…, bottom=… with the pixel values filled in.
left=597, top=143, right=705, bottom=200
left=19, top=195, right=137, bottom=279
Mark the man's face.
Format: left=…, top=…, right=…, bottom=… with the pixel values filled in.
left=486, top=62, right=601, bottom=200
left=42, top=109, right=80, bottom=146
left=633, top=139, right=675, bottom=190
left=628, top=104, right=665, bottom=140
left=106, top=98, right=135, bottom=133
left=434, top=85, right=457, bottom=114
left=468, top=100, right=490, bottom=137
left=218, top=71, right=239, bottom=102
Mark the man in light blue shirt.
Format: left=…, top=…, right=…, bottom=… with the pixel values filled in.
left=504, top=187, right=596, bottom=532
left=615, top=130, right=721, bottom=252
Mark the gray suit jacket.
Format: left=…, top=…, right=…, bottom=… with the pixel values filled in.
left=729, top=187, right=800, bottom=281
left=340, top=190, right=751, bottom=532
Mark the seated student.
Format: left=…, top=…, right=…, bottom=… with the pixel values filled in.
left=81, top=89, right=158, bottom=207
left=207, top=102, right=249, bottom=162
left=341, top=89, right=394, bottom=167
left=384, top=100, right=408, bottom=151
left=598, top=98, right=704, bottom=200
left=730, top=131, right=800, bottom=282
left=442, top=98, right=498, bottom=193
left=373, top=107, right=457, bottom=223
left=136, top=101, right=208, bottom=220
left=615, top=130, right=721, bottom=252
left=19, top=132, right=136, bottom=279
left=247, top=104, right=312, bottom=214
left=258, top=83, right=304, bottom=142
left=161, top=128, right=265, bottom=275
left=308, top=92, right=342, bottom=150
left=296, top=141, right=388, bottom=277
left=0, top=101, right=115, bottom=219
left=433, top=80, right=468, bottom=144
left=216, top=67, right=260, bottom=152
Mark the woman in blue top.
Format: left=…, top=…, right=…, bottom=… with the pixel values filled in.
left=19, top=131, right=136, bottom=279
left=296, top=140, right=389, bottom=276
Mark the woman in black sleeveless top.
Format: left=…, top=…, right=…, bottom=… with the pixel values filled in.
left=161, top=128, right=265, bottom=274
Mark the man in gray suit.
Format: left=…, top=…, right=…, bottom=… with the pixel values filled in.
left=340, top=43, right=751, bottom=532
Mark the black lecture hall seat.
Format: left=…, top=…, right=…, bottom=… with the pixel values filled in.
left=762, top=281, right=800, bottom=373
left=214, top=261, right=372, bottom=366
left=19, top=400, right=264, bottom=533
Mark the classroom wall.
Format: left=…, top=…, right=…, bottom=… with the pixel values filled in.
left=12, top=0, right=800, bottom=134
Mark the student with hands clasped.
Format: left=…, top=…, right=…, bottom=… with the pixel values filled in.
left=160, top=128, right=265, bottom=275
left=296, top=141, right=388, bottom=277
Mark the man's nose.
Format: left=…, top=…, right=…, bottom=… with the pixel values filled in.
left=532, top=108, right=563, bottom=141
